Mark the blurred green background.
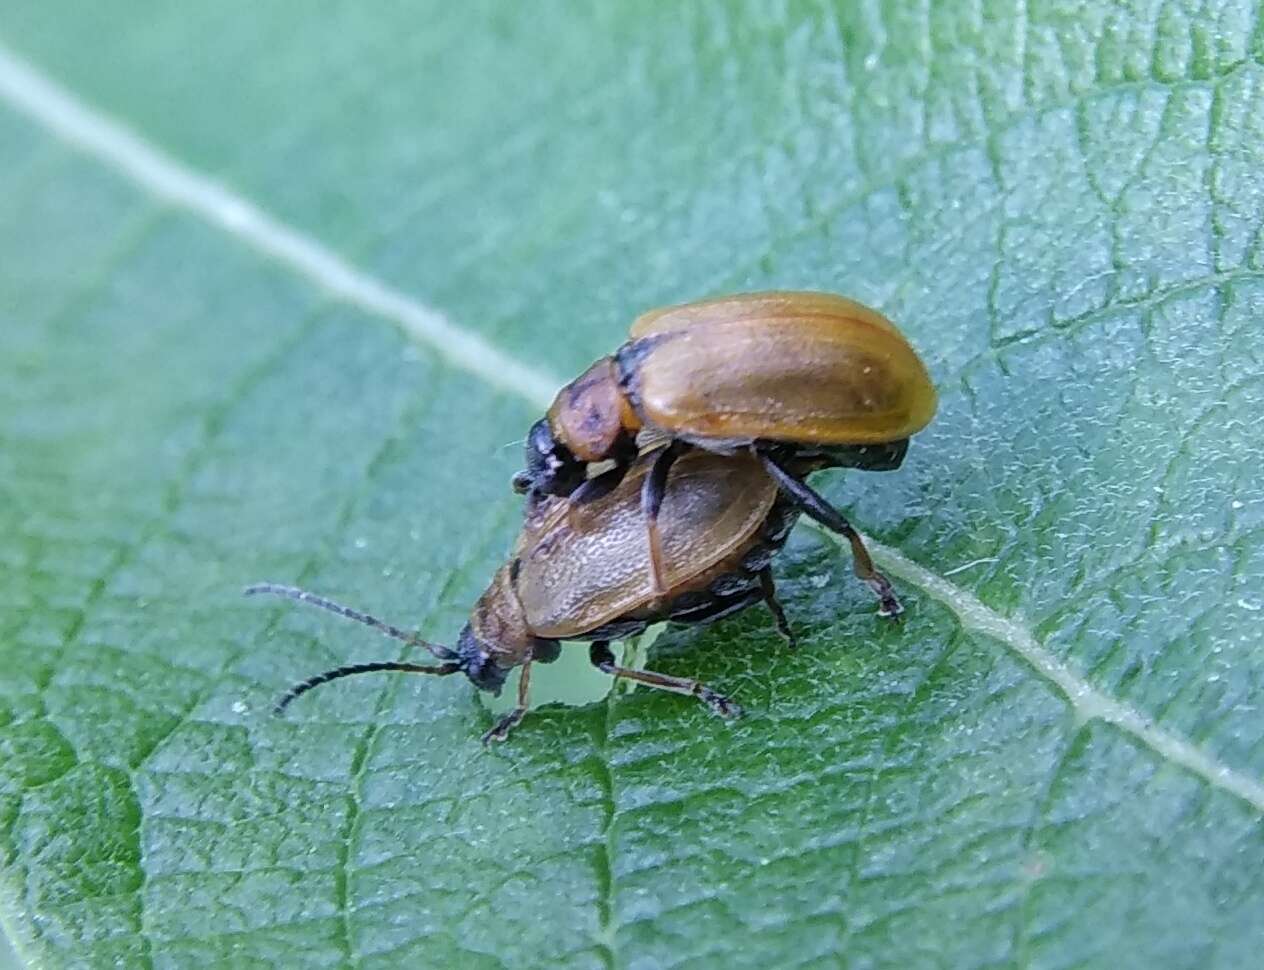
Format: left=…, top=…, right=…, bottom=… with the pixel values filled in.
left=0, top=934, right=16, bottom=970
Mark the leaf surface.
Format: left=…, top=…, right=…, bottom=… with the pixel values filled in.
left=2, top=3, right=1264, bottom=968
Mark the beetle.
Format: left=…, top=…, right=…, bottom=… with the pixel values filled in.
left=511, top=290, right=936, bottom=598
left=248, top=447, right=903, bottom=743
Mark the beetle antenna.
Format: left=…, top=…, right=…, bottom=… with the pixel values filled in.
left=273, top=660, right=462, bottom=715
left=244, top=583, right=458, bottom=661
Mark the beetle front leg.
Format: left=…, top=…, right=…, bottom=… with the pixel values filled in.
left=568, top=460, right=630, bottom=506
left=482, top=660, right=532, bottom=744
left=640, top=441, right=689, bottom=599
left=757, top=452, right=903, bottom=619
left=589, top=641, right=741, bottom=718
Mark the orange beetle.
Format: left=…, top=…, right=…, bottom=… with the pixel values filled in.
left=512, top=291, right=936, bottom=598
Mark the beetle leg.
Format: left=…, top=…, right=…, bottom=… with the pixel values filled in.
left=758, top=568, right=797, bottom=649
left=481, top=660, right=532, bottom=744
left=641, top=441, right=689, bottom=599
left=757, top=452, right=903, bottom=619
left=568, top=461, right=630, bottom=506
left=589, top=641, right=742, bottom=718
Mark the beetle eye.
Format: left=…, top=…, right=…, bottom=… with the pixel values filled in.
left=526, top=418, right=554, bottom=456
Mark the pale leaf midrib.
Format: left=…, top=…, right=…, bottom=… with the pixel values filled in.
left=843, top=530, right=1264, bottom=813
left=0, top=40, right=561, bottom=410
left=1, top=36, right=1259, bottom=847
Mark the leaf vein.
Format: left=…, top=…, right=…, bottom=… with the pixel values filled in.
left=852, top=532, right=1264, bottom=813
left=0, top=41, right=561, bottom=410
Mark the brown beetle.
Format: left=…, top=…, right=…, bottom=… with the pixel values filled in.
left=248, top=448, right=900, bottom=743
left=511, top=291, right=936, bottom=598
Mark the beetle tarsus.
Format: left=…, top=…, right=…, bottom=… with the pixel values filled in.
left=872, top=580, right=903, bottom=620
left=482, top=708, right=526, bottom=744
left=697, top=685, right=743, bottom=719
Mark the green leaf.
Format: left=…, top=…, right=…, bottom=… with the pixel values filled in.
left=2, top=3, right=1264, bottom=968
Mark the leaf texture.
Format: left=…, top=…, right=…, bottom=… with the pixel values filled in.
left=1, top=3, right=1263, bottom=968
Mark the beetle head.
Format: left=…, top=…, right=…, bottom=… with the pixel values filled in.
left=512, top=417, right=587, bottom=498
left=454, top=623, right=561, bottom=694
left=454, top=623, right=512, bottom=695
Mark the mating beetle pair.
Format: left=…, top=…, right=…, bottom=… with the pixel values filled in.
left=514, top=291, right=936, bottom=598
left=251, top=291, right=936, bottom=742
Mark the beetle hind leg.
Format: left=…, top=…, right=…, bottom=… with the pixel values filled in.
left=589, top=641, right=741, bottom=719
left=758, top=568, right=798, bottom=649
left=757, top=452, right=903, bottom=619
